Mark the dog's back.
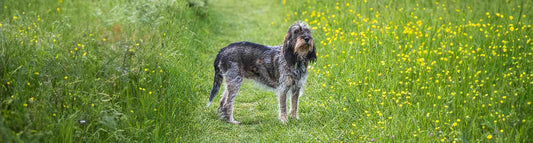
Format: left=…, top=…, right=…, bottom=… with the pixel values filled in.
left=217, top=41, right=278, bottom=62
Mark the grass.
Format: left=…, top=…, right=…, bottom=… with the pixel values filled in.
left=1, top=0, right=533, bottom=142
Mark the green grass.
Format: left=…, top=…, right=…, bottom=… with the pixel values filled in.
left=1, top=0, right=533, bottom=142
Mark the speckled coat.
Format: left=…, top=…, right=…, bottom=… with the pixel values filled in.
left=207, top=22, right=316, bottom=124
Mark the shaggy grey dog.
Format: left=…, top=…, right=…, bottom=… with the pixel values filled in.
left=207, top=22, right=316, bottom=124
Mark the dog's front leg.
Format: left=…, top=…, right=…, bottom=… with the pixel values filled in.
left=278, top=75, right=295, bottom=123
left=278, top=86, right=289, bottom=123
left=290, top=87, right=300, bottom=119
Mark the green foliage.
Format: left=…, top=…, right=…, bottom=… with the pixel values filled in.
left=1, top=0, right=201, bottom=142
left=187, top=0, right=209, bottom=17
left=1, top=0, right=532, bottom=142
left=281, top=0, right=533, bottom=142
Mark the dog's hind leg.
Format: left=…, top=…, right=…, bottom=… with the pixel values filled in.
left=220, top=63, right=243, bottom=124
left=223, top=77, right=242, bottom=124
left=217, top=85, right=228, bottom=115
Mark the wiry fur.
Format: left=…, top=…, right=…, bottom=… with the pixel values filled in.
left=208, top=22, right=316, bottom=124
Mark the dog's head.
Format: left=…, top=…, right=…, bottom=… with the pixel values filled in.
left=283, top=22, right=317, bottom=65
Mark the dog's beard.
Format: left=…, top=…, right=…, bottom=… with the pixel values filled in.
left=294, top=38, right=313, bottom=57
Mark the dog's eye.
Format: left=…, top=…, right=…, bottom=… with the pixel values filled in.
left=294, top=29, right=300, bottom=33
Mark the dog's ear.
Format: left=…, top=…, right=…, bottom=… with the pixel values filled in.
left=306, top=44, right=317, bottom=63
left=283, top=30, right=297, bottom=66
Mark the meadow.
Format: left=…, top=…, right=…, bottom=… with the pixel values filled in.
left=1, top=0, right=532, bottom=142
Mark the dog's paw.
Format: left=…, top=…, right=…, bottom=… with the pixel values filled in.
left=290, top=114, right=299, bottom=120
left=216, top=107, right=221, bottom=113
left=229, top=120, right=241, bottom=124
left=279, top=116, right=288, bottom=124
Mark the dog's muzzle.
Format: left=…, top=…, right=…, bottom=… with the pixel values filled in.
left=303, top=36, right=311, bottom=45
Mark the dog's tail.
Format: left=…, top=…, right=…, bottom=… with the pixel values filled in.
left=207, top=53, right=223, bottom=106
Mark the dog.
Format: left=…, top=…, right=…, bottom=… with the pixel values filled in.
left=207, top=22, right=316, bottom=124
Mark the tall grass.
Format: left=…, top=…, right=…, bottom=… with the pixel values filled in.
left=281, top=0, right=533, bottom=142
left=1, top=0, right=532, bottom=142
left=0, top=0, right=210, bottom=142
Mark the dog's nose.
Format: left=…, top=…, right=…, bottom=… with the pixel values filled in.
left=304, top=37, right=310, bottom=42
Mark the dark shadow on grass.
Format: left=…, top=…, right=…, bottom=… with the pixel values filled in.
left=206, top=112, right=266, bottom=125
left=238, top=119, right=264, bottom=125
